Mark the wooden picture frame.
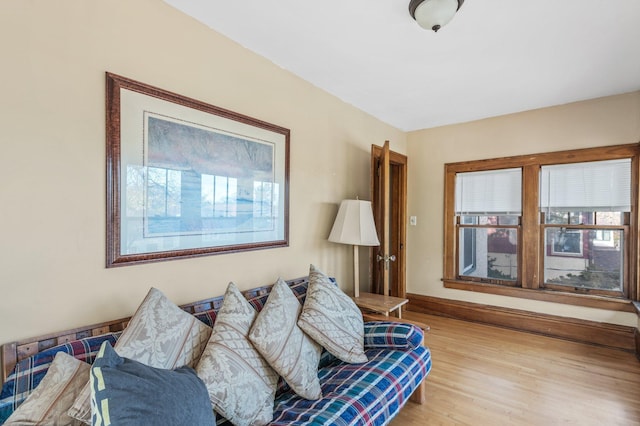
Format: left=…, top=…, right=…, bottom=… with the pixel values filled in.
left=106, top=73, right=290, bottom=267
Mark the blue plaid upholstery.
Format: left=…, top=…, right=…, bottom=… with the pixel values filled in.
left=0, top=332, right=120, bottom=424
left=214, top=346, right=431, bottom=426
left=193, top=309, right=217, bottom=328
left=364, top=322, right=424, bottom=350
left=246, top=278, right=312, bottom=311
left=0, top=277, right=430, bottom=426
left=270, top=346, right=431, bottom=425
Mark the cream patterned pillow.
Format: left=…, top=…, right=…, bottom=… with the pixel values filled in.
left=248, top=278, right=323, bottom=400
left=298, top=264, right=367, bottom=364
left=68, top=287, right=212, bottom=424
left=5, top=352, right=89, bottom=426
left=196, top=282, right=279, bottom=426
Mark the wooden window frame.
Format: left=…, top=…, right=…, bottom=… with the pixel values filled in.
left=443, top=143, right=640, bottom=312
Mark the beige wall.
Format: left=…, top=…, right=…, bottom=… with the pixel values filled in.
left=406, top=92, right=640, bottom=327
left=0, top=0, right=406, bottom=343
left=1, top=0, right=637, bottom=344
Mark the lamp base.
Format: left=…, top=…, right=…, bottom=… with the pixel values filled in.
left=353, top=244, right=360, bottom=298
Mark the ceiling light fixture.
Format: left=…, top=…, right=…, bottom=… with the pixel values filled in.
left=409, top=0, right=464, bottom=32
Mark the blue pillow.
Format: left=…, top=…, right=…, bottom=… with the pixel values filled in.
left=90, top=342, right=215, bottom=426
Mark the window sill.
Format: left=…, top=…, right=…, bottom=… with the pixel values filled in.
left=443, top=279, right=635, bottom=313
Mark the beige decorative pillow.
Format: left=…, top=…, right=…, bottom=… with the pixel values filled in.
left=5, top=352, right=89, bottom=426
left=298, top=264, right=367, bottom=364
left=196, top=282, right=278, bottom=426
left=68, top=287, right=212, bottom=424
left=248, top=278, right=323, bottom=400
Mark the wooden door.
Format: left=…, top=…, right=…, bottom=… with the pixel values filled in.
left=371, top=141, right=407, bottom=297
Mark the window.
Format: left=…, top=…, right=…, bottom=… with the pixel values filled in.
left=540, top=159, right=630, bottom=296
left=457, top=216, right=519, bottom=283
left=443, top=144, right=639, bottom=309
left=455, top=168, right=521, bottom=284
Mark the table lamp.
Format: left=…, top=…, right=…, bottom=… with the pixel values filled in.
left=328, top=199, right=380, bottom=297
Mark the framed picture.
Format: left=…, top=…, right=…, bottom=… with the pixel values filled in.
left=106, top=73, right=289, bottom=267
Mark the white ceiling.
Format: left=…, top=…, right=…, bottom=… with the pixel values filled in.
left=164, top=0, right=640, bottom=132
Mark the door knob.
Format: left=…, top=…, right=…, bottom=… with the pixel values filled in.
left=377, top=254, right=396, bottom=270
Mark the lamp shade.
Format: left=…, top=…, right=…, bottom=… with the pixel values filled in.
left=328, top=200, right=380, bottom=246
left=409, top=0, right=464, bottom=32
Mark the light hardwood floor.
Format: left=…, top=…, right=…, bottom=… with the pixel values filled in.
left=391, top=312, right=640, bottom=426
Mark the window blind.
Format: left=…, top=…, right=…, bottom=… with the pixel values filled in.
left=455, top=168, right=522, bottom=215
left=540, top=158, right=631, bottom=212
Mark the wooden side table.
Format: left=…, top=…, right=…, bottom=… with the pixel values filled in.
left=352, top=292, right=409, bottom=319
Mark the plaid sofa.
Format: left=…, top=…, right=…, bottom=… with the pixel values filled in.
left=0, top=278, right=431, bottom=426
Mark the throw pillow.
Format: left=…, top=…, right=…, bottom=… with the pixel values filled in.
left=297, top=264, right=368, bottom=364
left=0, top=332, right=120, bottom=424
left=68, top=287, right=212, bottom=424
left=4, top=352, right=89, bottom=425
left=90, top=341, right=215, bottom=426
left=248, top=278, right=323, bottom=400
left=196, top=282, right=279, bottom=426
